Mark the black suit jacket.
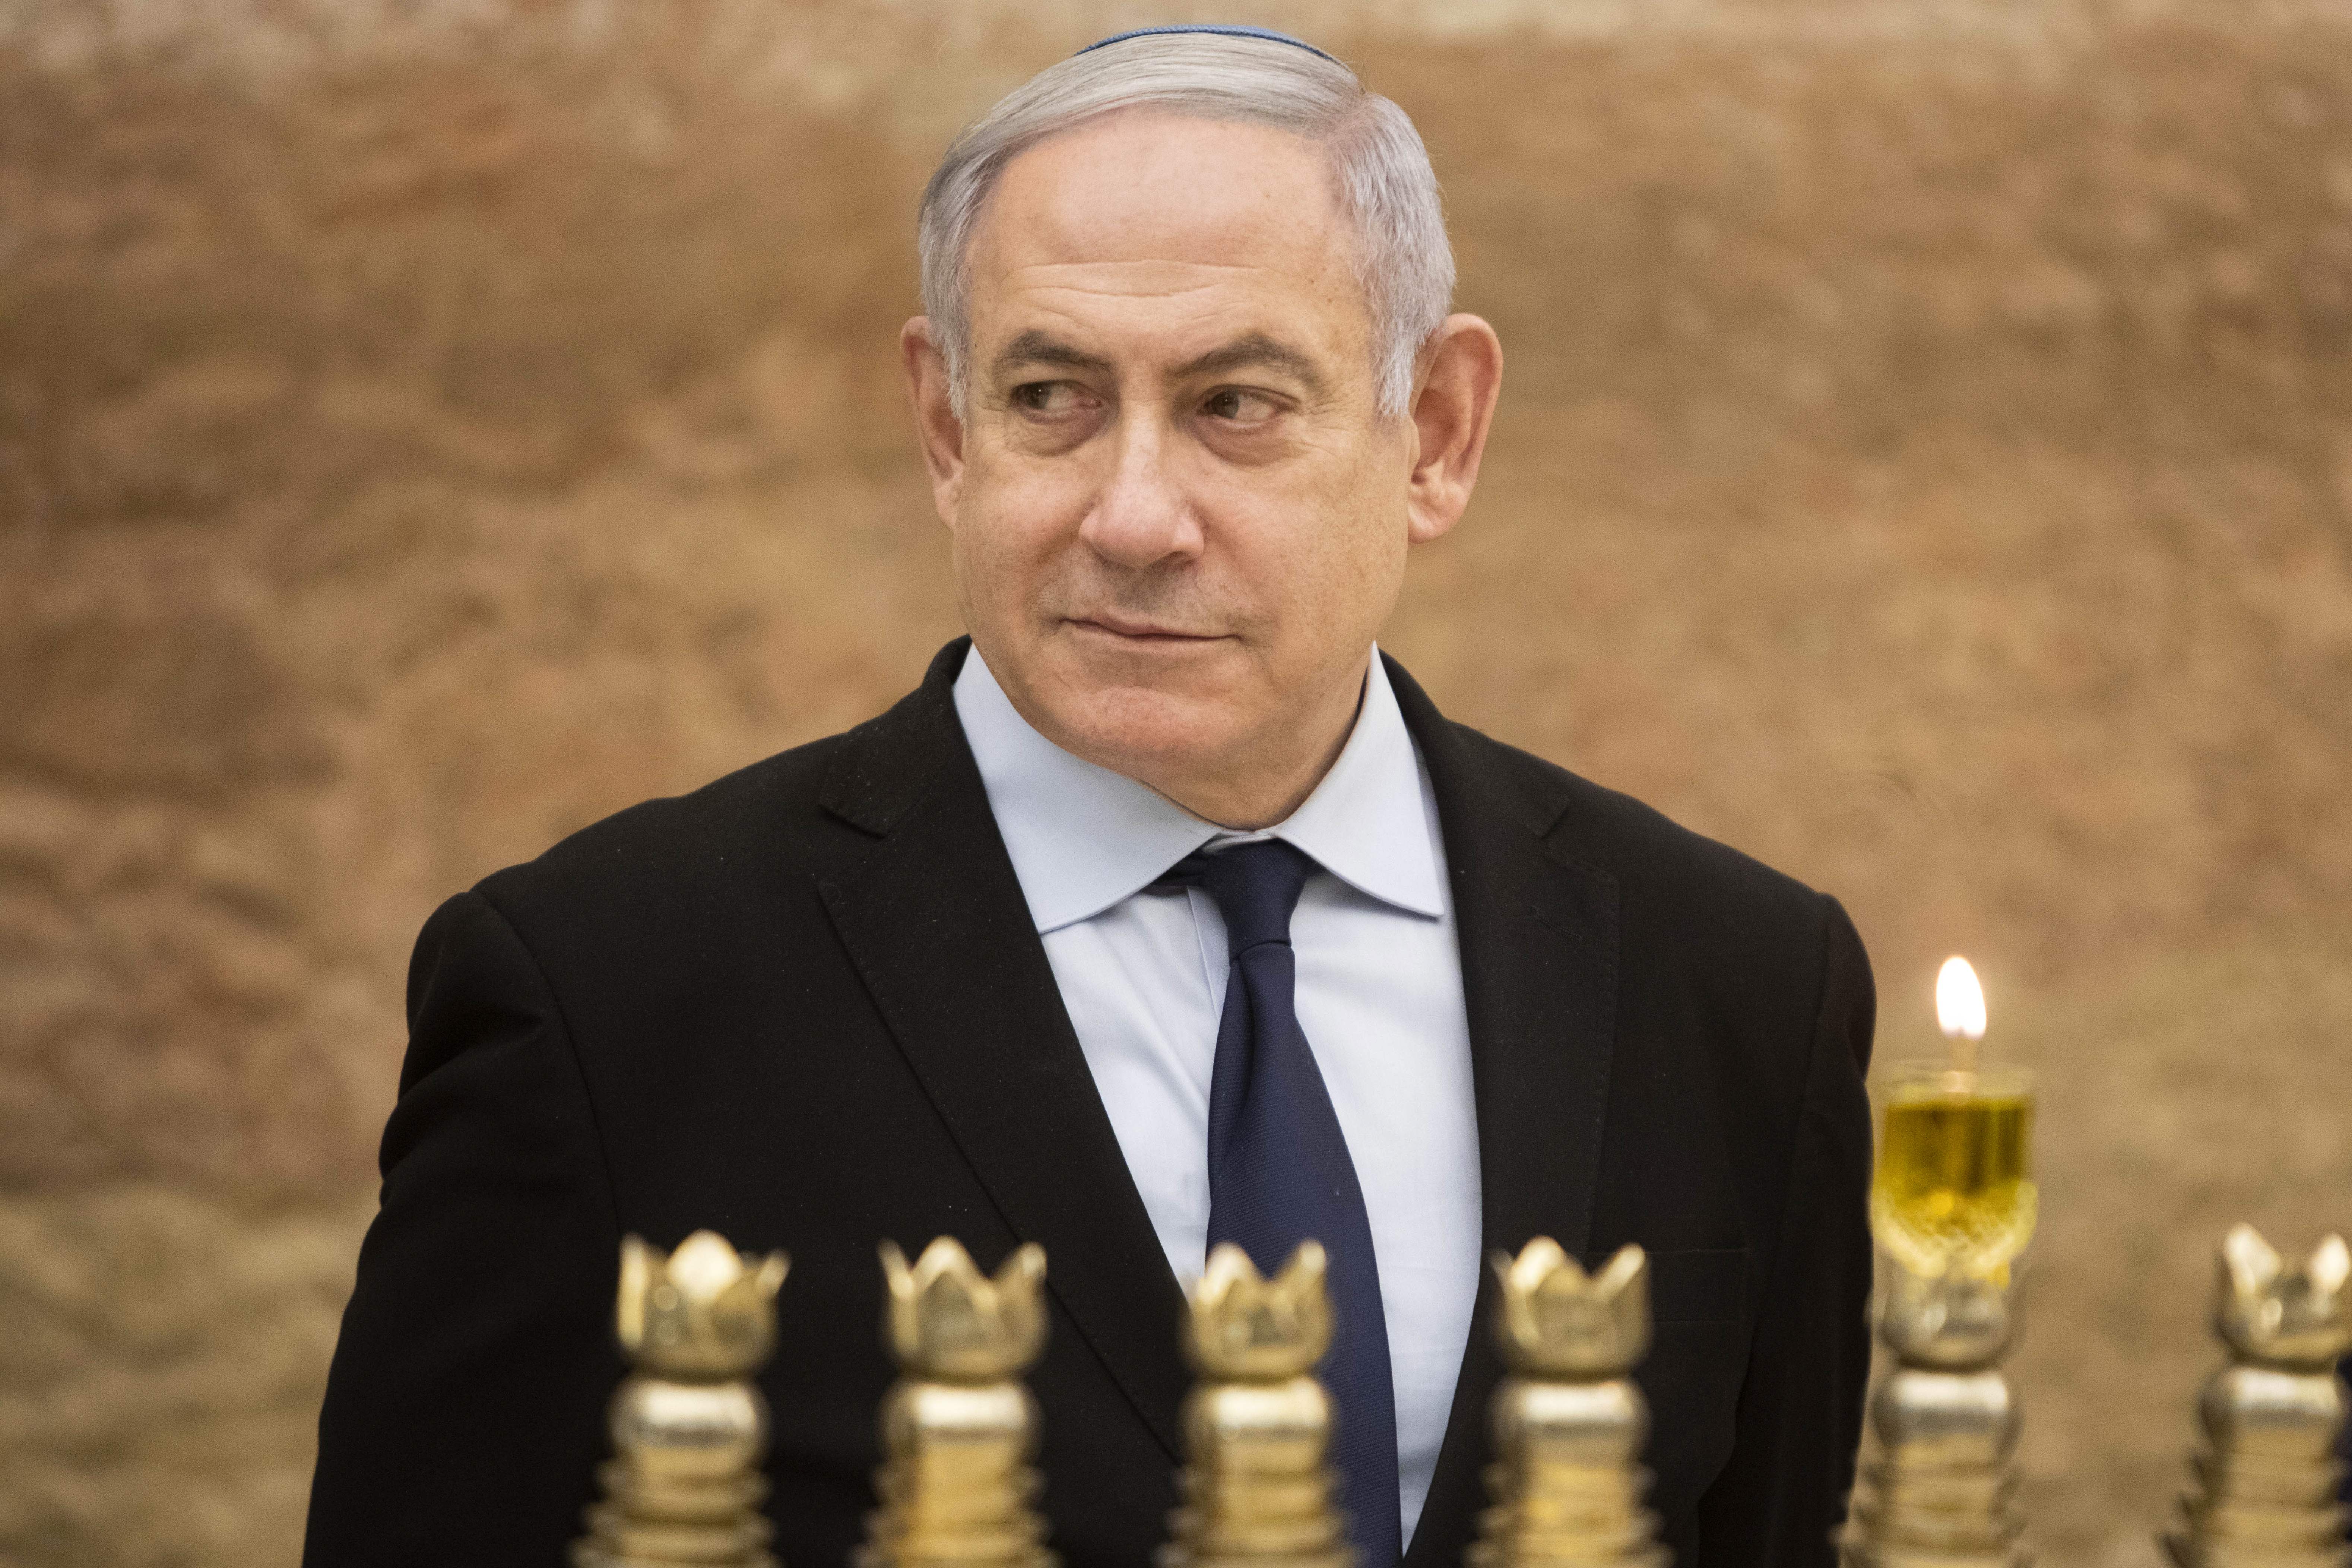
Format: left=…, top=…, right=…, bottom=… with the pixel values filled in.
left=305, top=640, right=1876, bottom=1568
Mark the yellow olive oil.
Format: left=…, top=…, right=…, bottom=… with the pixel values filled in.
left=1871, top=1076, right=2036, bottom=1277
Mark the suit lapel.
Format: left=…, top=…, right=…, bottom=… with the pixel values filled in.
left=810, top=644, right=1625, bottom=1544
left=1385, top=655, right=1624, bottom=1568
left=814, top=640, right=1188, bottom=1461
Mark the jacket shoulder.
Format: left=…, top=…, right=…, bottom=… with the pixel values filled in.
left=1441, top=718, right=1874, bottom=1085
left=465, top=723, right=875, bottom=937
left=1448, top=720, right=1838, bottom=934
left=475, top=646, right=968, bottom=920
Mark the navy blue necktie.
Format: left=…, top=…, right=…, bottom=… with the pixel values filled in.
left=1166, top=839, right=1403, bottom=1567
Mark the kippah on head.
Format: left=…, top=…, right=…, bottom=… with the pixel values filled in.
left=1076, top=23, right=1340, bottom=64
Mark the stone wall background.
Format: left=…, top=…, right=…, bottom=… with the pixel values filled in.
left=3, top=1, right=2349, bottom=1562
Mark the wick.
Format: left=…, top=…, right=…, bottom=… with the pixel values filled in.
left=1946, top=1029, right=1979, bottom=1088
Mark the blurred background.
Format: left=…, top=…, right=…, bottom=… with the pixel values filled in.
left=3, top=0, right=2350, bottom=1562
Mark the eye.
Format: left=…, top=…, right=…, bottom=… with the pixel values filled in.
left=1010, top=381, right=1090, bottom=414
left=1201, top=387, right=1282, bottom=424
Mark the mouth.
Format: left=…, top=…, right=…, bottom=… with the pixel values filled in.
left=1066, top=615, right=1227, bottom=646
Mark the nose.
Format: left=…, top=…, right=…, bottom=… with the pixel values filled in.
left=1078, top=412, right=1205, bottom=569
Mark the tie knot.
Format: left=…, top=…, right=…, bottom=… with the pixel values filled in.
left=1164, top=839, right=1319, bottom=957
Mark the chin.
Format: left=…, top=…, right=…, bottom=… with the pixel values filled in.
left=1036, top=667, right=1247, bottom=785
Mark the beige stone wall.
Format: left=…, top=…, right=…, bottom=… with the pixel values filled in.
left=3, top=2, right=2348, bottom=1563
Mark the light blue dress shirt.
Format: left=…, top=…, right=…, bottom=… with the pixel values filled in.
left=953, top=646, right=1482, bottom=1543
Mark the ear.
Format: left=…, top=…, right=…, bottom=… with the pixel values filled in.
left=1404, top=312, right=1504, bottom=545
left=901, top=316, right=966, bottom=527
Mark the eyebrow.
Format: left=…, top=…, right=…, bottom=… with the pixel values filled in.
left=992, top=330, right=1113, bottom=381
left=991, top=329, right=1329, bottom=400
left=1171, top=333, right=1328, bottom=398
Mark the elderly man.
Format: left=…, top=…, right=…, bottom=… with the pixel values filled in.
left=306, top=26, right=1874, bottom=1568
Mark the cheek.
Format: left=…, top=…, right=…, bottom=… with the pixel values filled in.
left=953, top=451, right=1089, bottom=595
left=1289, top=471, right=1410, bottom=624
left=965, top=430, right=1101, bottom=527
left=950, top=505, right=1031, bottom=615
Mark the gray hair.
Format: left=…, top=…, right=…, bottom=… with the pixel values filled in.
left=917, top=33, right=1454, bottom=418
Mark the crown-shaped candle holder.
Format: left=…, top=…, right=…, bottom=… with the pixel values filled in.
left=2164, top=1225, right=2352, bottom=1568
left=856, top=1237, right=1056, bottom=1568
left=574, top=1230, right=790, bottom=1568
left=1468, top=1239, right=1667, bottom=1568
left=1847, top=966, right=2038, bottom=1568
left=1841, top=1258, right=2031, bottom=1568
left=1159, top=1241, right=1354, bottom=1568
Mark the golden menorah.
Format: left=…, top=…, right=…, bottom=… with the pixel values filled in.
left=567, top=1217, right=2346, bottom=1568
left=568, top=1228, right=1673, bottom=1568
left=565, top=961, right=2345, bottom=1568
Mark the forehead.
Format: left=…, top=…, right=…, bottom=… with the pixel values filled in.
left=966, top=111, right=1363, bottom=348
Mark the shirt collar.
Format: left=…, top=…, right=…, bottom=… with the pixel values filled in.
left=953, top=646, right=1446, bottom=935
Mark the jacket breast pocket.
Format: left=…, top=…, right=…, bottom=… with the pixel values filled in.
left=1631, top=1248, right=1751, bottom=1516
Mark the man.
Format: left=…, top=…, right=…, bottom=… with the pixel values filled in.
left=306, top=25, right=1875, bottom=1568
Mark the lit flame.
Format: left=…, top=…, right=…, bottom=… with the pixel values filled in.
left=1936, top=956, right=1986, bottom=1040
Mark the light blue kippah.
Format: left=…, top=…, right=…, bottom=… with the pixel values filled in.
left=1075, top=23, right=1340, bottom=64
